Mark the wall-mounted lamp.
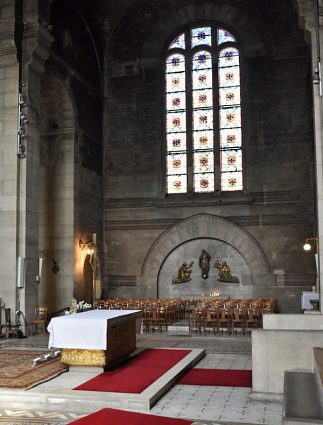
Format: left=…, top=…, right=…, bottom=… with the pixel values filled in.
left=79, top=239, right=95, bottom=250
left=79, top=240, right=96, bottom=259
left=303, top=237, right=319, bottom=252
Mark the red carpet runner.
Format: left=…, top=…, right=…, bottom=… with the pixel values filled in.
left=69, top=408, right=192, bottom=425
left=74, top=349, right=191, bottom=393
left=178, top=368, right=252, bottom=387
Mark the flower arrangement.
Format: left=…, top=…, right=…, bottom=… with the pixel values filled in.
left=66, top=298, right=92, bottom=314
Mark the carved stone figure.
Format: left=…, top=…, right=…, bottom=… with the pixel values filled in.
left=172, top=261, right=194, bottom=284
left=214, top=260, right=239, bottom=283
left=199, top=249, right=211, bottom=279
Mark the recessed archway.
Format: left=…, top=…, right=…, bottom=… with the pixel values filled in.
left=141, top=214, right=270, bottom=297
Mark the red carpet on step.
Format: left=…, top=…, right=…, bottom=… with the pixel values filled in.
left=69, top=408, right=192, bottom=425
left=74, top=349, right=191, bottom=393
left=178, top=368, right=252, bottom=387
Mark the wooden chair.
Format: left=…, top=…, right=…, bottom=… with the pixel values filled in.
left=232, top=308, right=246, bottom=334
left=245, top=308, right=261, bottom=333
left=189, top=309, right=204, bottom=334
left=31, top=307, right=48, bottom=335
left=202, top=309, right=218, bottom=334
left=4, top=308, right=20, bottom=338
left=218, top=309, right=232, bottom=334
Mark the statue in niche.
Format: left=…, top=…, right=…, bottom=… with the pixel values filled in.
left=199, top=249, right=211, bottom=279
left=214, top=260, right=239, bottom=283
left=172, top=261, right=194, bottom=284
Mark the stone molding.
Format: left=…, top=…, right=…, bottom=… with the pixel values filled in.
left=0, top=18, right=17, bottom=66
left=105, top=213, right=311, bottom=231
left=105, top=190, right=312, bottom=210
left=141, top=213, right=271, bottom=278
left=23, top=23, right=54, bottom=75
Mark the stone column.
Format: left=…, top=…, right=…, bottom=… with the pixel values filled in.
left=0, top=0, right=53, bottom=328
left=0, top=1, right=20, bottom=324
left=296, top=0, right=323, bottom=312
left=17, top=18, right=53, bottom=323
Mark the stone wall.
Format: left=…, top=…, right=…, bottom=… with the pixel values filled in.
left=103, top=0, right=315, bottom=312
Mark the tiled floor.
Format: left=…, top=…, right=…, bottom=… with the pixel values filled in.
left=0, top=334, right=283, bottom=425
left=149, top=353, right=282, bottom=425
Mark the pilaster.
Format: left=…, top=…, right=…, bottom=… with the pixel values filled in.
left=0, top=6, right=20, bottom=323
left=17, top=21, right=53, bottom=323
left=296, top=0, right=323, bottom=313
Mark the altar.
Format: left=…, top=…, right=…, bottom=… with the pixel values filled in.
left=47, top=309, right=142, bottom=368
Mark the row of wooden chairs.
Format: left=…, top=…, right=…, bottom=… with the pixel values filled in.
left=190, top=306, right=266, bottom=335
left=98, top=297, right=277, bottom=334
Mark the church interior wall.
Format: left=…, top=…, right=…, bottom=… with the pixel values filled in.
left=0, top=0, right=319, bottom=319
left=103, top=0, right=316, bottom=313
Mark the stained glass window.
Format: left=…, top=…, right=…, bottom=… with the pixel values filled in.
left=218, top=29, right=236, bottom=44
left=218, top=47, right=243, bottom=191
left=191, top=27, right=212, bottom=48
left=165, top=25, right=243, bottom=194
left=169, top=33, right=185, bottom=50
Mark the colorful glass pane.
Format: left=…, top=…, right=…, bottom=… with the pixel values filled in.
left=218, top=66, right=240, bottom=87
left=192, top=68, right=212, bottom=89
left=167, top=153, right=187, bottom=175
left=194, top=151, right=214, bottom=174
left=218, top=29, right=236, bottom=44
left=193, top=89, right=213, bottom=108
left=192, top=51, right=212, bottom=71
left=220, top=149, right=242, bottom=172
left=166, top=72, right=185, bottom=92
left=166, top=25, right=243, bottom=194
left=194, top=173, right=214, bottom=193
left=167, top=91, right=186, bottom=111
left=166, top=54, right=185, bottom=73
left=169, top=33, right=185, bottom=50
left=166, top=111, right=186, bottom=133
left=167, top=174, right=187, bottom=194
left=193, top=108, right=213, bottom=131
left=191, top=27, right=212, bottom=48
left=193, top=130, right=213, bottom=150
left=167, top=133, right=187, bottom=152
left=219, top=86, right=240, bottom=106
left=220, top=128, right=241, bottom=149
left=219, top=48, right=240, bottom=67
left=219, top=106, right=241, bottom=129
left=221, top=171, right=243, bottom=191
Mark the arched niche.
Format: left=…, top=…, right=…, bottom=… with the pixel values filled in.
left=140, top=214, right=271, bottom=297
left=158, top=238, right=253, bottom=299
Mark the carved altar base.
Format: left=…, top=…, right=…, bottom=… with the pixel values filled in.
left=61, top=319, right=137, bottom=368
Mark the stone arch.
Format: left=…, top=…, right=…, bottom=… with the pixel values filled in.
left=141, top=1, right=265, bottom=61
left=141, top=214, right=270, bottom=281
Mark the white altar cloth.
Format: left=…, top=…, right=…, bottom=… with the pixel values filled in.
left=47, top=309, right=140, bottom=350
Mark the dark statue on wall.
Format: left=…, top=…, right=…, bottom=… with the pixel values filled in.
left=172, top=261, right=194, bottom=284
left=214, top=260, right=239, bottom=283
left=199, top=249, right=211, bottom=279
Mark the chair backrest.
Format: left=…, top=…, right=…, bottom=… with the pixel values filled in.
left=4, top=308, right=11, bottom=327
left=35, top=307, right=48, bottom=320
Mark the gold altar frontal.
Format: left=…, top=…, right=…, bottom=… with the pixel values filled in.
left=61, top=319, right=137, bottom=368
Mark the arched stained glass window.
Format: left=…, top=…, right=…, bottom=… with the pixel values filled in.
left=165, top=25, right=243, bottom=194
